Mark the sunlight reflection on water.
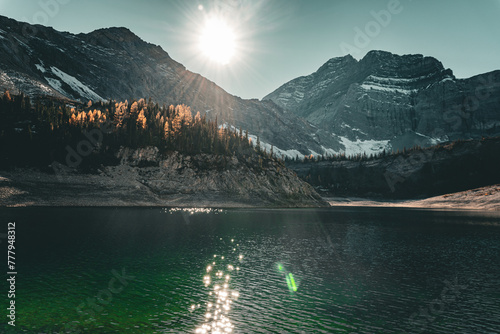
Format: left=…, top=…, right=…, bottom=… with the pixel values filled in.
left=194, top=238, right=242, bottom=333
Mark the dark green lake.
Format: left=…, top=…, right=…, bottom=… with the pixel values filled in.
left=2, top=207, right=500, bottom=333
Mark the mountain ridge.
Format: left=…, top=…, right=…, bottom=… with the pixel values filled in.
left=1, top=15, right=500, bottom=157
left=264, top=50, right=500, bottom=151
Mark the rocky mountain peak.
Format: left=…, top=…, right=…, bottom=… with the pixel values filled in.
left=359, top=50, right=453, bottom=80
left=319, top=54, right=358, bottom=71
left=264, top=49, right=500, bottom=153
left=79, top=27, right=143, bottom=47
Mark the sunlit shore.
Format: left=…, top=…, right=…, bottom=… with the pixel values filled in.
left=327, top=185, right=500, bottom=211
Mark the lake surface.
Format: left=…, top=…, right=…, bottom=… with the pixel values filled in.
left=2, top=207, right=500, bottom=333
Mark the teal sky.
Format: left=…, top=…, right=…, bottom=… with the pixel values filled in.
left=1, top=0, right=499, bottom=99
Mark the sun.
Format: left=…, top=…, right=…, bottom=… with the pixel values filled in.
left=199, top=18, right=236, bottom=65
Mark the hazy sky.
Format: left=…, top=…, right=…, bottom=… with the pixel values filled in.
left=1, top=0, right=500, bottom=99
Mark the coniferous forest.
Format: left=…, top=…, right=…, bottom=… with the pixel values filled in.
left=0, top=92, right=273, bottom=172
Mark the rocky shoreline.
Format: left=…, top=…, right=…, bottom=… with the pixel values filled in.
left=0, top=150, right=327, bottom=208
left=327, top=184, right=500, bottom=211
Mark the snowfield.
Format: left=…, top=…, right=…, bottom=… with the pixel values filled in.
left=360, top=83, right=418, bottom=95
left=339, top=137, right=391, bottom=156
left=50, top=66, right=103, bottom=101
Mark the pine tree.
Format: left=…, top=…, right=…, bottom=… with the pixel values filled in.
left=114, top=102, right=128, bottom=129
left=164, top=117, right=171, bottom=140
left=137, top=109, right=147, bottom=129
left=172, top=108, right=182, bottom=135
left=132, top=101, right=139, bottom=113
left=3, top=90, right=12, bottom=102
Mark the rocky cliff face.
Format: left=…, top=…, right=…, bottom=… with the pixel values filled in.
left=0, top=15, right=334, bottom=157
left=264, top=51, right=500, bottom=152
left=0, top=147, right=327, bottom=207
left=115, top=148, right=326, bottom=206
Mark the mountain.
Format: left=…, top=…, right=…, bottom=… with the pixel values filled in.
left=0, top=15, right=335, bottom=157
left=264, top=51, right=500, bottom=152
left=2, top=15, right=500, bottom=158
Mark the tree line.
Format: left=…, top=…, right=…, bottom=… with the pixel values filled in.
left=283, top=142, right=467, bottom=164
left=0, top=92, right=274, bottom=171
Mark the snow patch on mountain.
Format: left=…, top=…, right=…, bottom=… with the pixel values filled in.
left=340, top=137, right=391, bottom=156
left=360, top=83, right=417, bottom=95
left=50, top=66, right=103, bottom=101
left=45, top=77, right=66, bottom=96
left=366, top=74, right=437, bottom=84
left=219, top=123, right=304, bottom=159
left=35, top=64, right=46, bottom=73
left=248, top=134, right=303, bottom=159
left=321, top=146, right=338, bottom=157
left=415, top=132, right=439, bottom=145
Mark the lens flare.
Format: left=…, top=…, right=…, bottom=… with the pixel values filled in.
left=277, top=263, right=298, bottom=292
